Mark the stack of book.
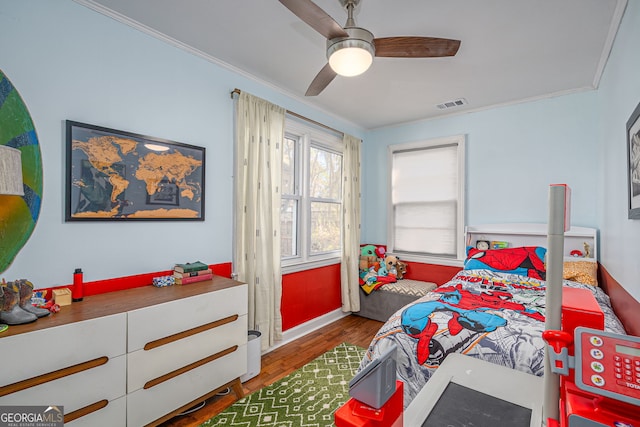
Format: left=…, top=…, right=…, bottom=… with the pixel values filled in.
left=173, top=261, right=213, bottom=285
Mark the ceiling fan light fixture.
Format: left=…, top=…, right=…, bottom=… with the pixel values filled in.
left=327, top=27, right=375, bottom=77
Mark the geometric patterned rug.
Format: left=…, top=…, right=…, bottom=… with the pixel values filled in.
left=200, top=343, right=366, bottom=427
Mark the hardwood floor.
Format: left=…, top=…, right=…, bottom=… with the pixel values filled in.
left=160, top=314, right=384, bottom=427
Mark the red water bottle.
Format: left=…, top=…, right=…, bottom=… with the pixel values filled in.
left=72, top=268, right=84, bottom=302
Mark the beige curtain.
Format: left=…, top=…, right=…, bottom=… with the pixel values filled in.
left=234, top=92, right=285, bottom=350
left=340, top=133, right=362, bottom=312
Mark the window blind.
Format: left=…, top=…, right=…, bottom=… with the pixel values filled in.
left=391, top=143, right=459, bottom=257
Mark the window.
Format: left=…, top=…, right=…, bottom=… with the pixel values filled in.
left=388, top=135, right=465, bottom=265
left=281, top=117, right=343, bottom=270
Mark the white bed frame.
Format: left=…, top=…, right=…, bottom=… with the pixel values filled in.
left=465, top=223, right=598, bottom=260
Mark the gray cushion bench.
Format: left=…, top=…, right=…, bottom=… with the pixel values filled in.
left=355, top=279, right=437, bottom=322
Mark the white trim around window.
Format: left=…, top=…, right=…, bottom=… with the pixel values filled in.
left=387, top=134, right=466, bottom=267
left=281, top=117, right=344, bottom=273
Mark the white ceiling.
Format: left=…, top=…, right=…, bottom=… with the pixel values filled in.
left=77, top=0, right=627, bottom=130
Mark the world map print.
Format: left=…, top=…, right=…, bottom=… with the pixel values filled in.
left=66, top=121, right=205, bottom=220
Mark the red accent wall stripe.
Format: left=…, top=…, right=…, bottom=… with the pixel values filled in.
left=45, top=262, right=232, bottom=298
left=281, top=263, right=342, bottom=331
left=38, top=259, right=463, bottom=333
left=403, top=261, right=461, bottom=285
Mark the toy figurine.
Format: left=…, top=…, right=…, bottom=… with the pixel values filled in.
left=583, top=242, right=591, bottom=258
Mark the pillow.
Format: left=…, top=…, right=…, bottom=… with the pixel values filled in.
left=563, top=259, right=598, bottom=286
left=464, top=246, right=547, bottom=280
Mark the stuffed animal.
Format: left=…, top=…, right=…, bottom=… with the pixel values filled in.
left=377, top=262, right=388, bottom=277
left=360, top=245, right=377, bottom=257
left=360, top=245, right=379, bottom=270
left=359, top=256, right=379, bottom=271
left=384, top=255, right=398, bottom=270
left=396, top=260, right=408, bottom=279
left=382, top=255, right=398, bottom=276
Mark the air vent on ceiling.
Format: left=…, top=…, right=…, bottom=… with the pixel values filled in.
left=436, top=98, right=468, bottom=110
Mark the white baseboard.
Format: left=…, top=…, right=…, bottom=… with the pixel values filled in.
left=264, top=309, right=350, bottom=354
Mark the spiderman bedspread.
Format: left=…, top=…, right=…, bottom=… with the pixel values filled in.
left=357, top=269, right=626, bottom=409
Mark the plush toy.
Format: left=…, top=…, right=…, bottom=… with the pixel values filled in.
left=381, top=255, right=397, bottom=276
left=360, top=245, right=377, bottom=257
left=359, top=256, right=379, bottom=271
left=384, top=255, right=398, bottom=271
left=396, top=260, right=408, bottom=279
left=377, top=262, right=389, bottom=277
left=360, top=245, right=379, bottom=271
left=384, top=255, right=398, bottom=275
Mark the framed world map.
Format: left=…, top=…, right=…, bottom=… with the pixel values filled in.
left=65, top=121, right=205, bottom=221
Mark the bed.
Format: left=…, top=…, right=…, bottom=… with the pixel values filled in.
left=356, top=224, right=627, bottom=408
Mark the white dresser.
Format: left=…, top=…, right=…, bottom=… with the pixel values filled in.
left=0, top=276, right=248, bottom=426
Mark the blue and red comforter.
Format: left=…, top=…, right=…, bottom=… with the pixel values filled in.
left=358, top=269, right=625, bottom=408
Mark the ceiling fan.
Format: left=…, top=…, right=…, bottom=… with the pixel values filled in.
left=278, top=0, right=461, bottom=96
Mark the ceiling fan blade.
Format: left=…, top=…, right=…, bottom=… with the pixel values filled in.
left=374, top=37, right=461, bottom=58
left=278, top=0, right=349, bottom=40
left=305, top=63, right=337, bottom=96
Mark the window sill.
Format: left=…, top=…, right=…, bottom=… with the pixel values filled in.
left=390, top=253, right=465, bottom=268
left=282, top=257, right=341, bottom=275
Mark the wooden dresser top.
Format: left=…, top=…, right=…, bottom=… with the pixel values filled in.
left=0, top=276, right=245, bottom=338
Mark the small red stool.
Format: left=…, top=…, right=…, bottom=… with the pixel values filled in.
left=335, top=381, right=403, bottom=427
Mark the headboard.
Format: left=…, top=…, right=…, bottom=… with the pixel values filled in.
left=465, top=223, right=597, bottom=260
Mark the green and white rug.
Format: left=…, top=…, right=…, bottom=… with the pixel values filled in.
left=201, top=343, right=365, bottom=427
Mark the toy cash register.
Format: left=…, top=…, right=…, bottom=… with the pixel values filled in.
left=544, top=327, right=640, bottom=426
left=574, top=327, right=640, bottom=406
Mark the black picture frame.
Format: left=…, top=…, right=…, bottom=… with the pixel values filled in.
left=65, top=120, right=205, bottom=221
left=627, top=102, right=640, bottom=219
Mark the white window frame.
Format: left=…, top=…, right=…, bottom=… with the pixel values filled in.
left=387, top=134, right=466, bottom=267
left=282, top=117, right=344, bottom=273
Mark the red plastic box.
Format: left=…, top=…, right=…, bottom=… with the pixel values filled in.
left=335, top=381, right=403, bottom=427
left=561, top=287, right=604, bottom=348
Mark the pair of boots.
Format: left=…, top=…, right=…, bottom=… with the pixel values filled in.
left=0, top=279, right=50, bottom=325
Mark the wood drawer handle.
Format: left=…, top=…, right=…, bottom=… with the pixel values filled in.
left=144, top=345, right=238, bottom=390
left=64, top=399, right=108, bottom=423
left=143, top=314, right=239, bottom=351
left=0, top=356, right=109, bottom=398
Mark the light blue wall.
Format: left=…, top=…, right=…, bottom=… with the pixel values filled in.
left=597, top=0, right=640, bottom=300
left=0, top=0, right=363, bottom=287
left=362, top=92, right=600, bottom=245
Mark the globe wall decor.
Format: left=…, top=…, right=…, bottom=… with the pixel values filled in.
left=0, top=69, right=43, bottom=272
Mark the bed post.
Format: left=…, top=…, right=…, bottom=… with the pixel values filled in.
left=543, top=184, right=570, bottom=425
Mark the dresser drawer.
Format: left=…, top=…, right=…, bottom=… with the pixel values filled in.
left=66, top=395, right=126, bottom=427
left=127, top=313, right=246, bottom=392
left=0, top=313, right=126, bottom=387
left=127, top=284, right=248, bottom=351
left=127, top=344, right=247, bottom=427
left=0, top=354, right=126, bottom=414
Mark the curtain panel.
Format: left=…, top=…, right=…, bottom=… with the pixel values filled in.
left=340, top=133, right=362, bottom=312
left=234, top=92, right=285, bottom=350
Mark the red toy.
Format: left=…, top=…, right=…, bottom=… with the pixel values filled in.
left=543, top=288, right=639, bottom=426
left=335, top=381, right=403, bottom=427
